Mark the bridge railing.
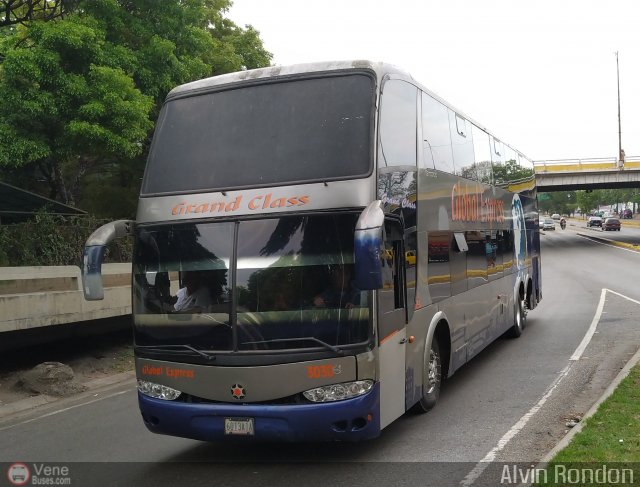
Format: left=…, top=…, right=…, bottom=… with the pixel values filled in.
left=533, top=157, right=640, bottom=173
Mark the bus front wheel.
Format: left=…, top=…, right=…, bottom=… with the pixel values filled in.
left=412, top=338, right=442, bottom=413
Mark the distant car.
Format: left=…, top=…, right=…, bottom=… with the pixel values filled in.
left=551, top=213, right=561, bottom=220
left=602, top=217, right=621, bottom=231
left=587, top=215, right=602, bottom=227
left=622, top=209, right=632, bottom=219
left=543, top=218, right=555, bottom=230
left=538, top=218, right=545, bottom=229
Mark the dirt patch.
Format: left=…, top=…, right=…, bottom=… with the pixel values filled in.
left=0, top=330, right=134, bottom=406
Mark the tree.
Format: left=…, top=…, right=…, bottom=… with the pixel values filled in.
left=0, top=0, right=76, bottom=28
left=0, top=0, right=272, bottom=217
left=576, top=190, right=602, bottom=216
left=80, top=0, right=271, bottom=110
left=537, top=191, right=577, bottom=216
left=0, top=18, right=154, bottom=206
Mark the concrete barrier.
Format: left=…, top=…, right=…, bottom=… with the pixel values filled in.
left=0, top=264, right=131, bottom=333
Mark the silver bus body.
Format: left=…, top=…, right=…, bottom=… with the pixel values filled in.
left=83, top=60, right=541, bottom=441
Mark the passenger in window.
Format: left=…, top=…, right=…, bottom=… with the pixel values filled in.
left=313, top=266, right=361, bottom=309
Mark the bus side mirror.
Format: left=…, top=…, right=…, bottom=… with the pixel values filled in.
left=354, top=201, right=384, bottom=290
left=82, top=220, right=134, bottom=300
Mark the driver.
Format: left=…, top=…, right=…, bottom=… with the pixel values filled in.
left=173, top=271, right=212, bottom=312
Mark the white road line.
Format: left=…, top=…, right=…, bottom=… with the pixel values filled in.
left=605, top=288, right=640, bottom=305
left=0, top=389, right=132, bottom=432
left=459, top=365, right=572, bottom=487
left=460, top=287, right=634, bottom=486
left=570, top=288, right=607, bottom=361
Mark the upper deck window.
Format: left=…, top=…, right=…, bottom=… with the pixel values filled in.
left=378, top=79, right=417, bottom=167
left=142, top=74, right=375, bottom=195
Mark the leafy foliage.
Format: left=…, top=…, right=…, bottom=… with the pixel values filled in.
left=0, top=211, right=131, bottom=266
left=538, top=191, right=578, bottom=216
left=0, top=0, right=76, bottom=27
left=539, top=189, right=640, bottom=216
left=0, top=17, right=155, bottom=208
left=0, top=0, right=272, bottom=218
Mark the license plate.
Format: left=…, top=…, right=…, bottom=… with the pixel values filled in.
left=224, top=417, right=255, bottom=436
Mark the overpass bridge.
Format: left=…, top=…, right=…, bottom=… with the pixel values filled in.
left=534, top=157, right=640, bottom=191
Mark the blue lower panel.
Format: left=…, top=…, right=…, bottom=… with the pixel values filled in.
left=138, top=383, right=380, bottom=442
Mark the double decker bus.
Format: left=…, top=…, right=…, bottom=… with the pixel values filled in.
left=83, top=61, right=541, bottom=442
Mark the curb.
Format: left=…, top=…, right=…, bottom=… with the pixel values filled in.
left=576, top=232, right=640, bottom=252
left=0, top=370, right=136, bottom=420
left=540, top=345, right=640, bottom=463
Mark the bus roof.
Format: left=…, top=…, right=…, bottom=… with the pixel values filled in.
left=166, top=60, right=410, bottom=99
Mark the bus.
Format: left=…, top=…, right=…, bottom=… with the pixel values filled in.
left=82, top=61, right=541, bottom=442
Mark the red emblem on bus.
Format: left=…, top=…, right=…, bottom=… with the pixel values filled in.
left=231, top=384, right=246, bottom=399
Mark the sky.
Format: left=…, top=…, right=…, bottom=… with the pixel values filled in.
left=228, top=0, right=640, bottom=162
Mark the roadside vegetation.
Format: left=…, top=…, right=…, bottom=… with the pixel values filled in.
left=0, top=211, right=131, bottom=266
left=535, top=364, right=640, bottom=485
left=539, top=189, right=640, bottom=217
left=0, top=0, right=272, bottom=220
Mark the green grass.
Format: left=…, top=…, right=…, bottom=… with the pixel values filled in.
left=534, top=364, right=640, bottom=485
left=108, top=343, right=135, bottom=373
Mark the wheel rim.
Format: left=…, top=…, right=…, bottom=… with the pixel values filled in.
left=425, top=346, right=441, bottom=394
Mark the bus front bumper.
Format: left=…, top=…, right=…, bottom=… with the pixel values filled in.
left=138, top=382, right=380, bottom=442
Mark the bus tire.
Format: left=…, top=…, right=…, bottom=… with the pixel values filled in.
left=411, top=338, right=442, bottom=413
left=506, top=295, right=526, bottom=338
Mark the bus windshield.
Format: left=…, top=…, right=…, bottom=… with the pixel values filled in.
left=141, top=74, right=375, bottom=195
left=133, top=213, right=371, bottom=352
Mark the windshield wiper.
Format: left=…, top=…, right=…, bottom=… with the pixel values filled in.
left=136, top=344, right=216, bottom=361
left=240, top=337, right=345, bottom=355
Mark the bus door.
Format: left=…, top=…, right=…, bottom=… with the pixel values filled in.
left=377, top=219, right=407, bottom=428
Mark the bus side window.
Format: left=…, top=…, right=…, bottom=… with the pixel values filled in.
left=502, top=230, right=514, bottom=273
left=379, top=80, right=417, bottom=168
left=451, top=114, right=476, bottom=180
left=472, top=125, right=493, bottom=185
left=378, top=220, right=407, bottom=343
left=404, top=230, right=416, bottom=319
left=466, top=231, right=488, bottom=288
left=427, top=231, right=452, bottom=303
left=381, top=222, right=405, bottom=311
left=422, top=92, right=454, bottom=173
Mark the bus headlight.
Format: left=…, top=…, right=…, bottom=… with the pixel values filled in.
left=137, top=379, right=182, bottom=400
left=303, top=380, right=373, bottom=402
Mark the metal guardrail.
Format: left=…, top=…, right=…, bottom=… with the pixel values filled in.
left=533, top=157, right=640, bottom=173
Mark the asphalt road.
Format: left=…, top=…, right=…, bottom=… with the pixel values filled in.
left=2, top=229, right=640, bottom=486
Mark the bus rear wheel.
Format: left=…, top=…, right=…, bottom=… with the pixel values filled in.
left=412, top=338, right=442, bottom=413
left=506, top=295, right=527, bottom=338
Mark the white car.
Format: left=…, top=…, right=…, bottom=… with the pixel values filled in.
left=587, top=215, right=602, bottom=228
left=551, top=213, right=561, bottom=220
